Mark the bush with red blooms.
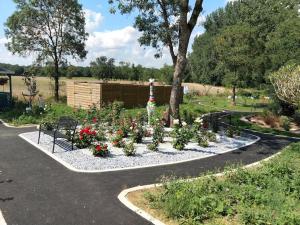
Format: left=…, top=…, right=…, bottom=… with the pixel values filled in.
left=111, top=131, right=125, bottom=148
left=90, top=143, right=109, bottom=157
left=75, top=126, right=97, bottom=148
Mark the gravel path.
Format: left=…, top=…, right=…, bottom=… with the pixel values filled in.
left=20, top=131, right=259, bottom=171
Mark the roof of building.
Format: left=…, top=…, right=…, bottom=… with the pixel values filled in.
left=0, top=67, right=15, bottom=75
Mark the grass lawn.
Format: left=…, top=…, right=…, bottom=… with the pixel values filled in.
left=191, top=95, right=268, bottom=113
left=128, top=142, right=300, bottom=225
left=229, top=113, right=300, bottom=138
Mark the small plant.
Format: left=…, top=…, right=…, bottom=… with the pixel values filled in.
left=111, top=133, right=125, bottom=148
left=147, top=139, right=159, bottom=151
left=261, top=110, right=278, bottom=128
left=90, top=143, right=109, bottom=157
left=294, top=110, right=300, bottom=126
left=111, top=101, right=124, bottom=125
left=153, top=120, right=164, bottom=143
left=197, top=134, right=209, bottom=147
left=123, top=142, right=136, bottom=156
left=206, top=131, right=217, bottom=142
left=280, top=116, right=291, bottom=131
left=226, top=126, right=241, bottom=138
left=130, top=121, right=144, bottom=143
left=75, top=126, right=97, bottom=148
left=171, top=120, right=192, bottom=151
left=40, top=118, right=54, bottom=130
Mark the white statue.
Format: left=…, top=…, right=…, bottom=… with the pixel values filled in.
left=147, top=78, right=156, bottom=125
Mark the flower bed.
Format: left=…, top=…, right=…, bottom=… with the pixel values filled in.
left=20, top=130, right=258, bottom=172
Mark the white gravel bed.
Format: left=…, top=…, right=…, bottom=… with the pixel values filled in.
left=20, top=131, right=259, bottom=172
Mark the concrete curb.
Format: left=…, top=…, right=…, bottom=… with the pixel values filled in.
left=19, top=132, right=260, bottom=174
left=0, top=119, right=38, bottom=129
left=0, top=210, right=7, bottom=225
left=118, top=151, right=282, bottom=225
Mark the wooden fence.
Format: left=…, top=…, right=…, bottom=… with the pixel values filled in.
left=67, top=81, right=183, bottom=109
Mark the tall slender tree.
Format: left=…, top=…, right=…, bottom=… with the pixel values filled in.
left=109, top=0, right=204, bottom=123
left=5, top=0, right=88, bottom=101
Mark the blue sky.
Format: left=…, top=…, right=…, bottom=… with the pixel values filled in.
left=0, top=0, right=230, bottom=68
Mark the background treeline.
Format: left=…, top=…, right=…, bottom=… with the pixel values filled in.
left=189, top=0, right=300, bottom=88
left=1, top=0, right=298, bottom=88
left=0, top=60, right=177, bottom=84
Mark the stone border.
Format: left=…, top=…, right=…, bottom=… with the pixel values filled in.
left=0, top=210, right=7, bottom=225
left=0, top=119, right=38, bottom=129
left=118, top=151, right=282, bottom=225
left=219, top=113, right=300, bottom=140
left=19, top=133, right=260, bottom=173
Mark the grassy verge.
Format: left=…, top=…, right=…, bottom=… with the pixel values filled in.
left=128, top=142, right=300, bottom=225
left=230, top=113, right=300, bottom=138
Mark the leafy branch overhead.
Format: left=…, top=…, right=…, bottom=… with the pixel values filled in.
left=109, top=0, right=204, bottom=121
left=109, top=0, right=203, bottom=66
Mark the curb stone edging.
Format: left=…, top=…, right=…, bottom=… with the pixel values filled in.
left=218, top=113, right=300, bottom=141
left=0, top=210, right=7, bottom=225
left=18, top=132, right=260, bottom=173
left=0, top=119, right=38, bottom=129
left=118, top=151, right=282, bottom=225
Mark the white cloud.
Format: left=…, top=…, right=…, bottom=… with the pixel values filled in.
left=80, top=26, right=172, bottom=68
left=83, top=9, right=103, bottom=33
left=0, top=37, right=34, bottom=65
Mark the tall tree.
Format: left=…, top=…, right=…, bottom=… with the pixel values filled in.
left=5, top=0, right=88, bottom=101
left=214, top=23, right=254, bottom=105
left=109, top=0, right=204, bottom=123
left=189, top=0, right=299, bottom=89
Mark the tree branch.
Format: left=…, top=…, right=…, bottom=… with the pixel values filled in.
left=188, top=0, right=204, bottom=31
left=157, top=0, right=177, bottom=66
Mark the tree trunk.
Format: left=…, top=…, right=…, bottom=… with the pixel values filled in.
left=168, top=53, right=187, bottom=125
left=232, top=85, right=236, bottom=106
left=54, top=60, right=59, bottom=102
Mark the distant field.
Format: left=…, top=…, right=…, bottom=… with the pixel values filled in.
left=0, top=76, right=229, bottom=100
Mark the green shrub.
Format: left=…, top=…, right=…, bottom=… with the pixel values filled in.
left=171, top=122, right=192, bottom=150
left=197, top=134, right=209, bottom=147
left=152, top=120, right=164, bottom=143
left=123, top=142, right=136, bottom=156
left=147, top=140, right=159, bottom=151
left=280, top=116, right=291, bottom=131
left=294, top=110, right=300, bottom=126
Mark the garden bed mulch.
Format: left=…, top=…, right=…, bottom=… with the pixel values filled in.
left=20, top=131, right=258, bottom=172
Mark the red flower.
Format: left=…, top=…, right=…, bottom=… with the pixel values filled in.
left=92, top=117, right=98, bottom=123
left=116, top=130, right=123, bottom=136
left=96, top=145, right=102, bottom=151
left=79, top=135, right=83, bottom=140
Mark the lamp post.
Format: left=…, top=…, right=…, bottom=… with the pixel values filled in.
left=147, top=78, right=156, bottom=125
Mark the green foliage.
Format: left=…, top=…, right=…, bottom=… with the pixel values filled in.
left=5, top=0, right=88, bottom=100
left=147, top=140, right=159, bottom=152
left=152, top=120, right=164, bottom=143
left=280, top=116, right=291, bottom=131
left=90, top=143, right=109, bottom=157
left=123, top=141, right=136, bottom=156
left=171, top=122, right=193, bottom=151
left=225, top=126, right=240, bottom=138
left=146, top=143, right=300, bottom=224
left=294, top=110, right=300, bottom=126
left=189, top=0, right=299, bottom=88
left=269, top=64, right=300, bottom=106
